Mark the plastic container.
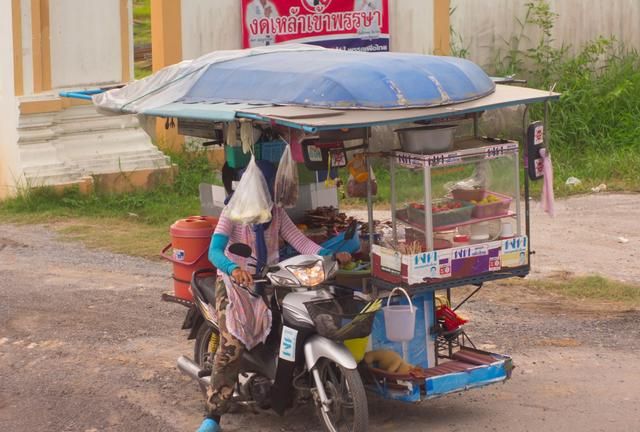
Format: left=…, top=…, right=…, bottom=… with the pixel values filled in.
left=472, top=193, right=512, bottom=218
left=161, top=216, right=218, bottom=301
left=395, top=125, right=456, bottom=154
left=453, top=234, right=470, bottom=246
left=383, top=287, right=416, bottom=342
left=344, top=336, right=369, bottom=363
left=406, top=200, right=473, bottom=228
left=225, top=145, right=255, bottom=168
left=452, top=190, right=513, bottom=218
left=259, top=140, right=287, bottom=164
left=451, top=188, right=485, bottom=202
left=500, top=221, right=515, bottom=239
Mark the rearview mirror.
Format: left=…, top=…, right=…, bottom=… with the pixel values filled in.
left=229, top=243, right=252, bottom=258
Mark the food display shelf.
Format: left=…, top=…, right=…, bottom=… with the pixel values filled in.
left=395, top=208, right=517, bottom=233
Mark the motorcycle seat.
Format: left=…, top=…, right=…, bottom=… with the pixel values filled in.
left=199, top=275, right=217, bottom=305
left=192, top=269, right=218, bottom=306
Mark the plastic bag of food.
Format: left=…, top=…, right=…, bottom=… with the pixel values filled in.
left=444, top=160, right=492, bottom=193
left=274, top=144, right=299, bottom=208
left=347, top=169, right=377, bottom=198
left=223, top=155, right=273, bottom=224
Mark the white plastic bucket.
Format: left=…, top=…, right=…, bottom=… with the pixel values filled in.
left=382, top=287, right=416, bottom=342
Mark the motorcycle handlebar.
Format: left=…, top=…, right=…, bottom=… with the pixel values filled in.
left=230, top=276, right=270, bottom=298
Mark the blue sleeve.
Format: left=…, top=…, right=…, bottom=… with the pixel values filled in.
left=318, top=248, right=334, bottom=256
left=208, top=233, right=239, bottom=275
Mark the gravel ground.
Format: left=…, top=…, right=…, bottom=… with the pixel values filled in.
left=1, top=194, right=639, bottom=431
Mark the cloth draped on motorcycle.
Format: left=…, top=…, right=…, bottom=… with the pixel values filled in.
left=220, top=273, right=271, bottom=350
left=212, top=207, right=327, bottom=349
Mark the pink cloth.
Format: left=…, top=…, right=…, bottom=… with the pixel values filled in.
left=214, top=207, right=323, bottom=348
left=220, top=273, right=272, bottom=350
left=539, top=148, right=555, bottom=217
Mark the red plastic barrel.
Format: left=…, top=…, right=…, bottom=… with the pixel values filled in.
left=161, top=216, right=218, bottom=301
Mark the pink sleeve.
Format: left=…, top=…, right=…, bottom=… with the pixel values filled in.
left=278, top=208, right=323, bottom=255
left=214, top=214, right=234, bottom=237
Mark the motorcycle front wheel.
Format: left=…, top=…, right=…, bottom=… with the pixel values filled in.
left=314, top=358, right=368, bottom=432
left=194, top=322, right=220, bottom=395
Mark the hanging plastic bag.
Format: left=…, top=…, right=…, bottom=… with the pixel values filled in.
left=347, top=169, right=377, bottom=198
left=274, top=144, right=299, bottom=208
left=223, top=155, right=273, bottom=224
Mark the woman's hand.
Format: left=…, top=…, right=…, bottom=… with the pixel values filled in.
left=232, top=268, right=253, bottom=286
left=335, top=252, right=352, bottom=265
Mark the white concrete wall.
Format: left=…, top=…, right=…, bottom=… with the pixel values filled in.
left=49, top=0, right=123, bottom=88
left=450, top=0, right=640, bottom=70
left=0, top=1, right=21, bottom=198
left=18, top=0, right=34, bottom=95
left=181, top=0, right=242, bottom=59
left=389, top=0, right=434, bottom=54
left=180, top=0, right=435, bottom=59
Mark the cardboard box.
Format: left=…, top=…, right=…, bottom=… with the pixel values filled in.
left=372, top=236, right=528, bottom=286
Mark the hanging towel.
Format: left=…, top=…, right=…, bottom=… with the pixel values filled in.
left=539, top=148, right=555, bottom=217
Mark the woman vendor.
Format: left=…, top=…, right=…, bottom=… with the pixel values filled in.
left=197, top=160, right=350, bottom=432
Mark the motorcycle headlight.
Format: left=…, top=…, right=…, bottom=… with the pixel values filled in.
left=286, top=260, right=325, bottom=287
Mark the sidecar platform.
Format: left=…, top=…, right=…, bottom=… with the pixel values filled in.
left=363, top=346, right=513, bottom=403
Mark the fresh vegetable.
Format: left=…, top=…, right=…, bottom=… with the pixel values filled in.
left=339, top=259, right=370, bottom=271
left=470, top=194, right=501, bottom=205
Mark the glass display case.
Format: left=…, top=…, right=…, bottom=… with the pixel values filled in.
left=372, top=136, right=529, bottom=290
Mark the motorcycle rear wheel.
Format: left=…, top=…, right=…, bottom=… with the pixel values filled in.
left=314, top=358, right=368, bottom=432
left=194, top=322, right=220, bottom=395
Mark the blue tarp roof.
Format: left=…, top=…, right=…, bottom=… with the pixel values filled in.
left=180, top=50, right=496, bottom=109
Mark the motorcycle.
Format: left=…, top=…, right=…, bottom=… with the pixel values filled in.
left=177, top=242, right=370, bottom=432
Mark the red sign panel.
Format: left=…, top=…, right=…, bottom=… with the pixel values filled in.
left=242, top=0, right=390, bottom=52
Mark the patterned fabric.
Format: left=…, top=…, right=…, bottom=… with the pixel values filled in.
left=206, top=279, right=245, bottom=417
left=220, top=273, right=272, bottom=349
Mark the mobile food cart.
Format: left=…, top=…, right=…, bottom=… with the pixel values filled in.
left=74, top=45, right=558, bottom=408
left=225, top=85, right=558, bottom=403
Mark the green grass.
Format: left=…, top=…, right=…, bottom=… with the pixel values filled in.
left=133, top=0, right=151, bottom=46
left=449, top=0, right=640, bottom=194
left=544, top=44, right=640, bottom=194
left=529, top=275, right=640, bottom=306
left=0, top=151, right=221, bottom=257
left=133, top=0, right=152, bottom=79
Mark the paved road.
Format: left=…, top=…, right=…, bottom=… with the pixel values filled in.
left=1, top=219, right=639, bottom=431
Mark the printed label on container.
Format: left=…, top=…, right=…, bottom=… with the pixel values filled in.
left=452, top=245, right=488, bottom=260
left=374, top=246, right=402, bottom=274
left=173, top=249, right=185, bottom=261
left=279, top=326, right=298, bottom=362
left=410, top=251, right=440, bottom=279
left=489, top=256, right=502, bottom=271
left=501, top=236, right=528, bottom=267
left=407, top=250, right=451, bottom=284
